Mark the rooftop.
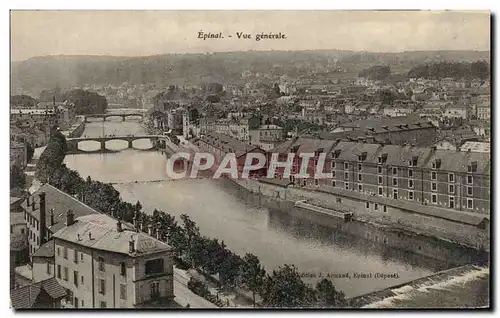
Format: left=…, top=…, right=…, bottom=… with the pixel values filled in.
left=52, top=214, right=172, bottom=257
left=10, top=277, right=67, bottom=309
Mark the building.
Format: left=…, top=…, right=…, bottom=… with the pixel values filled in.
left=249, top=125, right=285, bottom=151
left=193, top=133, right=268, bottom=177
left=10, top=277, right=67, bottom=309
left=476, top=104, right=490, bottom=120
left=167, top=107, right=184, bottom=135
left=37, top=213, right=174, bottom=308
left=271, top=137, right=491, bottom=215
left=10, top=140, right=27, bottom=169
left=21, top=184, right=101, bottom=257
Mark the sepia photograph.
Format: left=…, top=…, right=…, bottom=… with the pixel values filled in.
left=8, top=10, right=491, bottom=309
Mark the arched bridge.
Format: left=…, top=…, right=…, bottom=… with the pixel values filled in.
left=84, top=113, right=144, bottom=123
left=66, top=135, right=178, bottom=154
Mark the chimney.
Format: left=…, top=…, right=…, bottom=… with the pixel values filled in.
left=117, top=219, right=123, bottom=232
left=49, top=208, right=55, bottom=226
left=133, top=213, right=138, bottom=228
left=156, top=222, right=161, bottom=240
left=88, top=231, right=92, bottom=240
left=66, top=209, right=75, bottom=226
left=129, top=236, right=135, bottom=253
left=39, top=192, right=47, bottom=245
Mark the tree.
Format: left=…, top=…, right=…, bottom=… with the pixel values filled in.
left=26, top=143, right=34, bottom=163
left=261, top=264, right=315, bottom=308
left=10, top=165, right=26, bottom=189
left=379, top=90, right=395, bottom=105
left=315, top=279, right=347, bottom=308
left=240, top=253, right=266, bottom=307
left=135, top=200, right=143, bottom=213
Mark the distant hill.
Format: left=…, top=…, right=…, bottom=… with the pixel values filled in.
left=10, top=50, right=490, bottom=96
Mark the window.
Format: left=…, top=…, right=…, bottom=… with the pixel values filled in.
left=365, top=202, right=370, bottom=209
left=145, top=259, right=164, bottom=276
left=57, top=247, right=60, bottom=256
left=408, top=179, right=414, bottom=189
left=432, top=162, right=436, bottom=169
left=431, top=194, right=437, bottom=204
left=99, top=301, right=107, bottom=308
left=73, top=270, right=79, bottom=287
left=378, top=187, right=383, bottom=196
left=63, top=267, right=68, bottom=281
left=467, top=198, right=474, bottom=209
left=98, top=257, right=105, bottom=272
left=36, top=221, right=39, bottom=231
left=331, top=180, right=336, bottom=187
left=46, top=262, right=51, bottom=275
left=431, top=171, right=437, bottom=180
left=392, top=167, right=398, bottom=175
left=374, top=203, right=378, bottom=211
left=74, top=297, right=79, bottom=309
left=10, top=226, right=13, bottom=234
left=344, top=182, right=349, bottom=190
left=66, top=290, right=73, bottom=304
left=448, top=173, right=455, bottom=182
left=449, top=184, right=455, bottom=194
left=358, top=164, right=362, bottom=171
left=332, top=171, right=336, bottom=178
left=449, top=197, right=455, bottom=209
left=81, top=276, right=84, bottom=284
left=467, top=175, right=473, bottom=185
left=81, top=300, right=84, bottom=307
left=467, top=186, right=473, bottom=196
left=393, top=189, right=398, bottom=200
left=63, top=247, right=68, bottom=259
left=383, top=205, right=387, bottom=212
left=120, top=262, right=127, bottom=276
left=358, top=174, right=362, bottom=182
left=344, top=172, right=349, bottom=180
left=331, top=161, right=336, bottom=169
left=99, top=279, right=106, bottom=295
left=378, top=156, right=383, bottom=164
left=120, top=284, right=127, bottom=300
left=74, top=251, right=78, bottom=264
left=314, top=179, right=319, bottom=186
left=393, top=178, right=398, bottom=186
left=377, top=166, right=382, bottom=174
left=378, top=176, right=383, bottom=184
left=409, top=190, right=414, bottom=200
left=431, top=182, right=437, bottom=191
left=336, top=198, right=342, bottom=203
left=57, top=265, right=61, bottom=279
left=21, top=228, right=24, bottom=235
left=344, top=162, right=349, bottom=170
left=358, top=184, right=363, bottom=191
left=81, top=253, right=84, bottom=262
left=150, top=282, right=160, bottom=300
left=408, top=169, right=413, bottom=178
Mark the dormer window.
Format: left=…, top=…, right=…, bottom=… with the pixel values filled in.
left=333, top=149, right=341, bottom=159
left=467, top=161, right=478, bottom=173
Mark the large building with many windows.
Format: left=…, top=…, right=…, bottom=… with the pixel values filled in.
left=270, top=137, right=490, bottom=215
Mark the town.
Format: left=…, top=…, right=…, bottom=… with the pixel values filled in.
left=9, top=11, right=491, bottom=310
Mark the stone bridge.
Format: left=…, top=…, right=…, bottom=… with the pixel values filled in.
left=66, top=135, right=177, bottom=154
left=84, top=113, right=144, bottom=123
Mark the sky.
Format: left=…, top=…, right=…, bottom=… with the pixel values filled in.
left=10, top=10, right=491, bottom=61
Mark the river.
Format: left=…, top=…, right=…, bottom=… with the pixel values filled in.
left=64, top=118, right=442, bottom=298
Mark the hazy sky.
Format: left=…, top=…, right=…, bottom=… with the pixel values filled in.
left=11, top=10, right=490, bottom=61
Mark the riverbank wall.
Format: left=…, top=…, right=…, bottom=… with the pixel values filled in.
left=226, top=178, right=488, bottom=267
left=62, top=116, right=85, bottom=138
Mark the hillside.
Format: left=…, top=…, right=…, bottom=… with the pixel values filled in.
left=10, top=50, right=490, bottom=96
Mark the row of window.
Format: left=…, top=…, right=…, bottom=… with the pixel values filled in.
left=333, top=161, right=479, bottom=175
left=56, top=247, right=128, bottom=276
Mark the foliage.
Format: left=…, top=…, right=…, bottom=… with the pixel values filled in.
left=26, top=143, right=35, bottom=163
left=11, top=94, right=38, bottom=107
left=315, top=278, right=347, bottom=308
left=358, top=65, right=391, bottom=80
left=240, top=253, right=266, bottom=307
left=261, top=264, right=316, bottom=308
left=408, top=60, right=490, bottom=80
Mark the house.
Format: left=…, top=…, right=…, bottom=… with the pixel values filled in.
left=10, top=277, right=67, bottom=309
left=249, top=125, right=285, bottom=151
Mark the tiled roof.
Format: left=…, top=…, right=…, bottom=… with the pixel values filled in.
left=10, top=277, right=66, bottom=309
left=52, top=214, right=172, bottom=257
left=22, top=184, right=101, bottom=234
left=199, top=133, right=261, bottom=157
